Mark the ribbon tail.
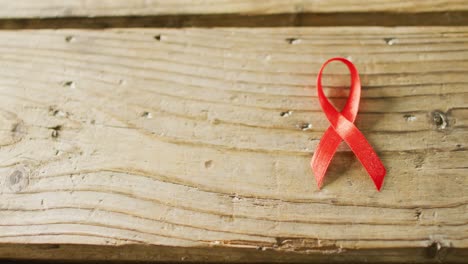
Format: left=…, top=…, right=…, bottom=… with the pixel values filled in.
left=311, top=127, right=342, bottom=189
left=357, top=148, right=386, bottom=191
left=335, top=119, right=387, bottom=191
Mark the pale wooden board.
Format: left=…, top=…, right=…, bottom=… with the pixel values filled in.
left=0, top=27, right=466, bottom=262
left=0, top=0, right=466, bottom=18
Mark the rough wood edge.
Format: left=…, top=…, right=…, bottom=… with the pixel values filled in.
left=0, top=12, right=468, bottom=29
left=1, top=0, right=468, bottom=18
left=1, top=243, right=467, bottom=263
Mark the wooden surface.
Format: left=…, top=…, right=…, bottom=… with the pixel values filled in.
left=0, top=26, right=466, bottom=262
left=0, top=0, right=466, bottom=19
left=1, top=1, right=467, bottom=30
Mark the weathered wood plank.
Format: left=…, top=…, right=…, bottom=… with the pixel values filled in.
left=0, top=0, right=467, bottom=19
left=0, top=27, right=466, bottom=263
left=1, top=1, right=467, bottom=29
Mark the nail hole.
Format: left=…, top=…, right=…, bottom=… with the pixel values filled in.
left=297, top=122, right=312, bottom=131
left=229, top=193, right=242, bottom=201
left=63, top=81, right=76, bottom=89
left=204, top=160, right=213, bottom=169
left=415, top=208, right=422, bottom=220
left=384, top=37, right=397, bottom=45
left=65, top=36, right=75, bottom=42
left=49, top=125, right=62, bottom=138
left=403, top=114, right=416, bottom=122
left=154, top=34, right=166, bottom=41
left=285, top=38, right=301, bottom=45
left=11, top=123, right=20, bottom=133
left=141, top=111, right=152, bottom=119
left=280, top=110, right=292, bottom=117
left=210, top=118, right=220, bottom=125
left=49, top=106, right=68, bottom=118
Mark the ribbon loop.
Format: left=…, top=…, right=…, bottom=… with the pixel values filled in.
left=311, top=57, right=386, bottom=191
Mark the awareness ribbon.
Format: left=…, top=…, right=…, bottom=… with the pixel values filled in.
left=311, top=57, right=386, bottom=191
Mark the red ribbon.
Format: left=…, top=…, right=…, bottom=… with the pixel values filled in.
left=311, top=57, right=386, bottom=191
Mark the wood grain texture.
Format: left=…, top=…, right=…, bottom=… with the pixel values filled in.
left=0, top=27, right=466, bottom=262
left=0, top=0, right=467, bottom=19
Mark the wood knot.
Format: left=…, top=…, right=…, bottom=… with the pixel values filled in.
left=10, top=121, right=26, bottom=141
left=4, top=166, right=30, bottom=192
left=0, top=113, right=26, bottom=146
left=431, top=110, right=448, bottom=130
